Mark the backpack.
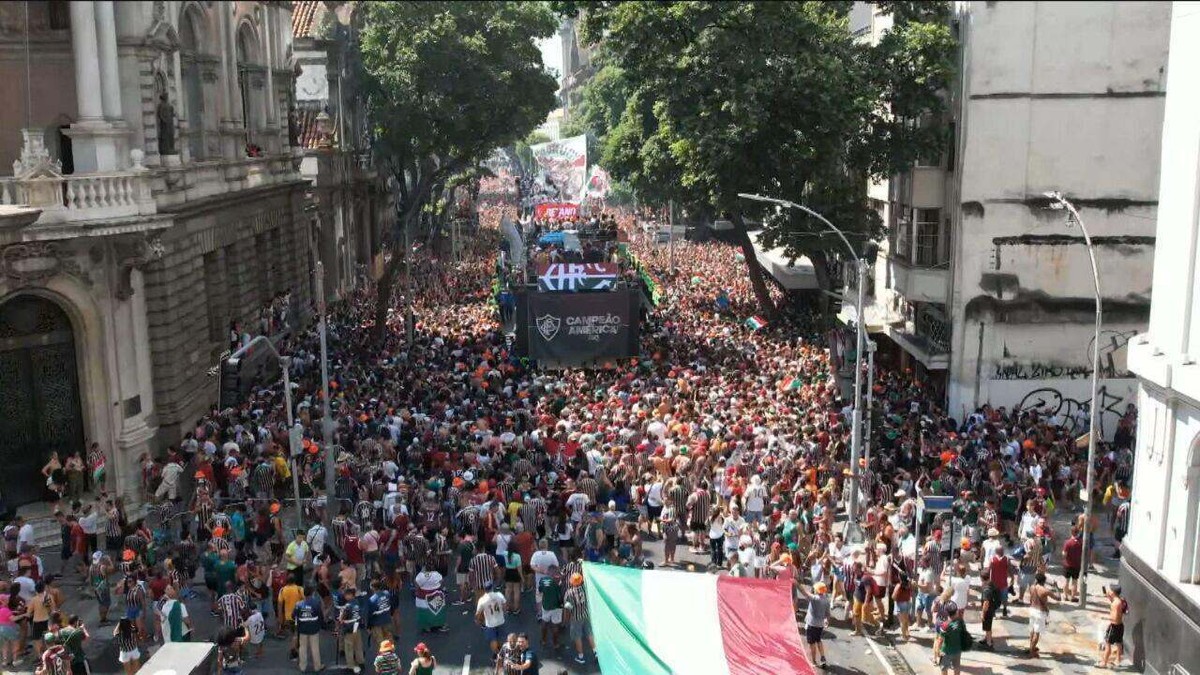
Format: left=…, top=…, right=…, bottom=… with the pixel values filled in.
left=959, top=621, right=975, bottom=652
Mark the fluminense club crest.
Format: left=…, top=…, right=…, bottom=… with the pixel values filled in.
left=536, top=314, right=561, bottom=341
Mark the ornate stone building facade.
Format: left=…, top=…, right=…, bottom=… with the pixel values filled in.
left=291, top=0, right=387, bottom=300
left=0, top=1, right=316, bottom=508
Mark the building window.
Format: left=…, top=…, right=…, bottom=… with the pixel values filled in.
left=48, top=1, right=70, bottom=30
left=1185, top=435, right=1200, bottom=584
left=180, top=10, right=207, bottom=160
left=915, top=209, right=941, bottom=267
left=236, top=24, right=264, bottom=147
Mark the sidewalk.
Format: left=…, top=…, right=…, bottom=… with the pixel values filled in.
left=892, top=505, right=1129, bottom=675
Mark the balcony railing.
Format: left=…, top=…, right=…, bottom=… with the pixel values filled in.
left=915, top=305, right=951, bottom=353
left=915, top=231, right=941, bottom=267
left=0, top=172, right=155, bottom=224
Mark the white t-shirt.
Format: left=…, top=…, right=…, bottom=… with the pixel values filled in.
left=245, top=611, right=265, bottom=644
left=744, top=484, right=767, bottom=512
left=949, top=575, right=970, bottom=609
left=13, top=576, right=35, bottom=601
left=737, top=546, right=756, bottom=567
left=160, top=599, right=190, bottom=643
left=647, top=482, right=664, bottom=508
left=17, top=524, right=35, bottom=550
left=566, top=493, right=590, bottom=523
left=477, top=592, right=507, bottom=628
left=530, top=550, right=559, bottom=578
left=982, top=538, right=1003, bottom=563
left=495, top=532, right=512, bottom=556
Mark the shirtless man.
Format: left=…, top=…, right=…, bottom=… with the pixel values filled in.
left=1100, top=585, right=1128, bottom=668
left=1028, top=572, right=1058, bottom=658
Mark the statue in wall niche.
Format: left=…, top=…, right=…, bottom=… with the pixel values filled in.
left=288, top=107, right=300, bottom=148
left=157, top=92, right=176, bottom=156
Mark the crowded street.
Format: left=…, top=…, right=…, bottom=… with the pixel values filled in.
left=1, top=1, right=1191, bottom=674
left=0, top=206, right=1134, bottom=675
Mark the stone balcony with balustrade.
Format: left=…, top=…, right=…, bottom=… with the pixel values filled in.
left=0, top=170, right=156, bottom=224
left=0, top=128, right=305, bottom=242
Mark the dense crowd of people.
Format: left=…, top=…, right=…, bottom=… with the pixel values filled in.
left=0, top=203, right=1137, bottom=675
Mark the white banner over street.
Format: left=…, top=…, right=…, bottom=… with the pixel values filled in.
left=531, top=134, right=588, bottom=203
left=586, top=165, right=612, bottom=199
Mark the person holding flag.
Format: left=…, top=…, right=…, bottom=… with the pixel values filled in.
left=413, top=563, right=448, bottom=633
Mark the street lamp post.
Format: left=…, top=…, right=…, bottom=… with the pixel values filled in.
left=1045, top=191, right=1102, bottom=608
left=669, top=199, right=676, bottom=275
left=315, top=262, right=338, bottom=526
left=282, top=364, right=305, bottom=534
left=864, top=339, right=876, bottom=464
left=228, top=335, right=304, bottom=533
left=737, top=193, right=869, bottom=528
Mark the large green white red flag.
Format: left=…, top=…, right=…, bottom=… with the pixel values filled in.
left=583, top=563, right=814, bottom=675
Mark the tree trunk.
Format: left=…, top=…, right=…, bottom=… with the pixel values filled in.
left=370, top=207, right=420, bottom=344
left=731, top=211, right=777, bottom=319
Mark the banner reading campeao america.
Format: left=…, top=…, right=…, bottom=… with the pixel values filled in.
left=521, top=289, right=638, bottom=365
left=536, top=263, right=619, bottom=292
left=531, top=134, right=588, bottom=203
left=582, top=563, right=814, bottom=675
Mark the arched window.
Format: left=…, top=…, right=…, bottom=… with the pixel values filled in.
left=180, top=8, right=208, bottom=159
left=1185, top=433, right=1200, bottom=584
left=236, top=23, right=264, bottom=145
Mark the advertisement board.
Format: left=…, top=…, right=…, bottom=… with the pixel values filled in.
left=522, top=290, right=639, bottom=364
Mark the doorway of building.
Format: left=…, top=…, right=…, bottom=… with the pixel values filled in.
left=0, top=295, right=85, bottom=508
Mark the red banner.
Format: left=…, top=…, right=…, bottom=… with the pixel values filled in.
left=534, top=202, right=580, bottom=220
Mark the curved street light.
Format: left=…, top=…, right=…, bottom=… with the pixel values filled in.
left=738, top=193, right=869, bottom=532
left=1044, top=191, right=1102, bottom=609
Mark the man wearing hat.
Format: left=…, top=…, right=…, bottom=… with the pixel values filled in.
left=563, top=572, right=592, bottom=665
left=800, top=581, right=831, bottom=669
left=373, top=639, right=400, bottom=675
left=475, top=580, right=507, bottom=655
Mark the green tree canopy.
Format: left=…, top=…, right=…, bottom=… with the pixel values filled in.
left=573, top=1, right=955, bottom=313
left=358, top=0, right=559, bottom=338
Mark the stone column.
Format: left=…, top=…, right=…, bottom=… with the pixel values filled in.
left=69, top=1, right=104, bottom=122
left=218, top=4, right=244, bottom=158
left=67, top=1, right=123, bottom=172
left=94, top=1, right=123, bottom=120
left=262, top=8, right=280, bottom=153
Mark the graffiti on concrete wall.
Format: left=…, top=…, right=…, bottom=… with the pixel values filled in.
left=1086, top=329, right=1137, bottom=378
left=1014, top=384, right=1132, bottom=438
left=993, top=329, right=1138, bottom=381
left=993, top=363, right=1093, bottom=380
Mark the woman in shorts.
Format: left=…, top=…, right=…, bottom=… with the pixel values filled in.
left=114, top=618, right=140, bottom=675
left=0, top=593, right=22, bottom=668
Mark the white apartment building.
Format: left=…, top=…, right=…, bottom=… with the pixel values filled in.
left=848, top=2, right=1166, bottom=435
left=1122, top=3, right=1200, bottom=673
